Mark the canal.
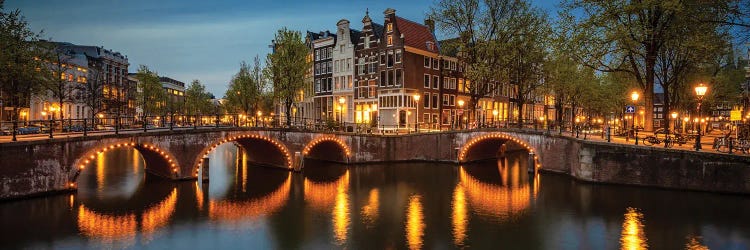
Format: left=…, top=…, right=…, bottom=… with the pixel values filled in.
left=1, top=143, right=749, bottom=249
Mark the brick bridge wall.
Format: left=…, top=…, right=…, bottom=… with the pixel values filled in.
left=1, top=128, right=749, bottom=200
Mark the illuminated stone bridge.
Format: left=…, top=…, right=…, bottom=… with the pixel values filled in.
left=1, top=127, right=749, bottom=199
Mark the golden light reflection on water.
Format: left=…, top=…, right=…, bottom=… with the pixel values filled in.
left=620, top=207, right=648, bottom=250
left=452, top=185, right=468, bottom=246
left=96, top=152, right=105, bottom=194
left=76, top=188, right=177, bottom=245
left=685, top=236, right=709, bottom=250
left=142, top=188, right=179, bottom=240
left=303, top=171, right=351, bottom=245
left=406, top=195, right=425, bottom=250
left=208, top=172, right=291, bottom=222
left=458, top=167, right=531, bottom=220
left=361, top=188, right=380, bottom=228
left=195, top=181, right=204, bottom=210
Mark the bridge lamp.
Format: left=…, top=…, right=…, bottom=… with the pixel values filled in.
left=694, top=83, right=708, bottom=151
left=257, top=111, right=262, bottom=117
left=413, top=94, right=420, bottom=132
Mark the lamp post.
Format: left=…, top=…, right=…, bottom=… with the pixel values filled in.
left=694, top=83, right=708, bottom=151
left=668, top=112, right=678, bottom=148
left=412, top=94, right=420, bottom=132
left=257, top=111, right=262, bottom=127
left=458, top=100, right=465, bottom=130
left=338, top=97, right=346, bottom=131
left=630, top=91, right=640, bottom=144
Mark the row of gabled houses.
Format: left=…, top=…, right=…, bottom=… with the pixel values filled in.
left=281, top=8, right=550, bottom=130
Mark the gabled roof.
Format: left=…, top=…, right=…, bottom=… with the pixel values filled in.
left=350, top=29, right=362, bottom=45
left=371, top=23, right=384, bottom=39
left=394, top=17, right=438, bottom=53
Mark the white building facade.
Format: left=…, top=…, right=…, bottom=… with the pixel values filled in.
left=332, top=19, right=359, bottom=124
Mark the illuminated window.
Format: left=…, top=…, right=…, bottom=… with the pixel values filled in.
left=387, top=35, right=393, bottom=46
left=387, top=23, right=393, bottom=32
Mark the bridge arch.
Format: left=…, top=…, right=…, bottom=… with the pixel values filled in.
left=302, top=136, right=351, bottom=163
left=458, top=133, right=538, bottom=164
left=70, top=142, right=179, bottom=188
left=192, top=133, right=293, bottom=176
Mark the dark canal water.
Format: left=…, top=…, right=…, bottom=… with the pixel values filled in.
left=1, top=144, right=749, bottom=249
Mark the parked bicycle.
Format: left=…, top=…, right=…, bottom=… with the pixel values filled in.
left=642, top=135, right=681, bottom=148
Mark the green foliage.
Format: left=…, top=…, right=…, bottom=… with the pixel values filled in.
left=135, top=65, right=164, bottom=117
left=225, top=56, right=267, bottom=114
left=0, top=6, right=46, bottom=122
left=430, top=0, right=550, bottom=126
left=266, top=28, right=310, bottom=126
left=39, top=42, right=79, bottom=120
left=184, top=79, right=213, bottom=115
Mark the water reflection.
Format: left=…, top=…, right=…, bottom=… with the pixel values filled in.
left=361, top=188, right=380, bottom=228
left=76, top=188, right=177, bottom=246
left=620, top=207, right=648, bottom=250
left=1, top=146, right=750, bottom=249
left=405, top=195, right=425, bottom=250
left=304, top=169, right=351, bottom=245
left=208, top=172, right=291, bottom=223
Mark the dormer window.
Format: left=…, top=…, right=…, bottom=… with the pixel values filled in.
left=387, top=35, right=393, bottom=46
left=426, top=41, right=434, bottom=51
left=387, top=23, right=393, bottom=32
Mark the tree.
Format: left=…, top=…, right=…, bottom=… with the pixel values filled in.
left=266, top=28, right=310, bottom=127
left=0, top=5, right=46, bottom=139
left=40, top=42, right=78, bottom=121
left=430, top=0, right=550, bottom=126
left=184, top=79, right=213, bottom=115
left=134, top=65, right=164, bottom=118
left=560, top=0, right=737, bottom=131
left=225, top=56, right=267, bottom=115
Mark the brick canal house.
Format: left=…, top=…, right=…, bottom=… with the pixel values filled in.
left=354, top=10, right=383, bottom=127
left=311, top=31, right=336, bottom=121
left=332, top=19, right=360, bottom=126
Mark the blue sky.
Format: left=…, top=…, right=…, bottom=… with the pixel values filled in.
left=7, top=0, right=558, bottom=96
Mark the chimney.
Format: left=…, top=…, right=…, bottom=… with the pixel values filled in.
left=384, top=8, right=396, bottom=16
left=424, top=19, right=435, bottom=34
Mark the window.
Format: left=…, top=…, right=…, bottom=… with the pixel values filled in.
left=381, top=71, right=386, bottom=87
left=433, top=75, right=439, bottom=89
left=387, top=51, right=394, bottom=67
left=387, top=23, right=393, bottom=32
left=458, top=78, right=465, bottom=92
left=432, top=94, right=438, bottom=109
left=450, top=95, right=455, bottom=106
left=424, top=92, right=430, bottom=108
left=443, top=94, right=449, bottom=106
left=451, top=78, right=457, bottom=89
left=424, top=56, right=430, bottom=68
left=396, top=69, right=403, bottom=86
left=432, top=58, right=439, bottom=70
left=315, top=50, right=319, bottom=61
left=388, top=70, right=395, bottom=87
left=347, top=58, right=352, bottom=71
left=387, top=35, right=393, bottom=46
left=423, top=113, right=430, bottom=123
left=347, top=76, right=353, bottom=89
left=395, top=50, right=402, bottom=63
left=380, top=53, right=386, bottom=65
left=364, top=36, right=370, bottom=49
left=327, top=61, right=332, bottom=73
left=315, top=79, right=321, bottom=92
left=424, top=74, right=430, bottom=88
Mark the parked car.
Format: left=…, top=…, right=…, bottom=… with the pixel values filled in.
left=95, top=125, right=115, bottom=131
left=17, top=126, right=41, bottom=134
left=63, top=125, right=85, bottom=132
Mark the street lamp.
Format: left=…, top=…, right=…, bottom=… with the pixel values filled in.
left=630, top=91, right=640, bottom=144
left=668, top=112, right=678, bottom=148
left=694, top=83, right=708, bottom=151
left=458, top=100, right=465, bottom=129
left=413, top=94, right=420, bottom=132
left=338, top=97, right=346, bottom=130
left=257, top=111, right=263, bottom=127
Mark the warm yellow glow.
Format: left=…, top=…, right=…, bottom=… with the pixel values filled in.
left=452, top=185, right=468, bottom=247
left=141, top=188, right=178, bottom=240
left=77, top=205, right=137, bottom=244
left=332, top=175, right=350, bottom=245
left=361, top=188, right=380, bottom=228
left=492, top=109, right=499, bottom=116
left=304, top=171, right=350, bottom=210
left=406, top=195, right=425, bottom=250
left=413, top=94, right=421, bottom=102
left=671, top=112, right=678, bottom=119
left=195, top=181, right=204, bottom=211
left=620, top=207, right=648, bottom=250
left=458, top=167, right=531, bottom=219
left=41, top=111, right=47, bottom=116
left=694, top=83, right=708, bottom=97
left=209, top=173, right=291, bottom=222
left=683, top=117, right=689, bottom=122
left=338, top=96, right=346, bottom=104
left=98, top=113, right=104, bottom=118
left=631, top=91, right=640, bottom=102
left=458, top=100, right=465, bottom=107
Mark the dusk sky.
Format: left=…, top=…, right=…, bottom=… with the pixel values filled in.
left=7, top=0, right=558, bottom=96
